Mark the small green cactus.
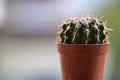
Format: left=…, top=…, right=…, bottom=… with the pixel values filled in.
left=58, top=16, right=109, bottom=44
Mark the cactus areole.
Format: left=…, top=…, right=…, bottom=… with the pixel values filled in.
left=58, top=16, right=109, bottom=44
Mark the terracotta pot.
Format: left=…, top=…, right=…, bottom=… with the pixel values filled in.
left=56, top=42, right=109, bottom=80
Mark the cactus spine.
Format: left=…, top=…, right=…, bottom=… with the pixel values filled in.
left=58, top=16, right=109, bottom=44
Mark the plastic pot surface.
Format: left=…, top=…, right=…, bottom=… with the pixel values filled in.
left=56, top=43, right=109, bottom=80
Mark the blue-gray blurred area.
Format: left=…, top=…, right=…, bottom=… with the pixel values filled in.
left=0, top=0, right=119, bottom=80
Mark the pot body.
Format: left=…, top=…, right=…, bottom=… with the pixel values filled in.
left=57, top=43, right=109, bottom=80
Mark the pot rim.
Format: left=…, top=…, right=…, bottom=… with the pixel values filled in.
left=56, top=42, right=110, bottom=46
left=56, top=41, right=109, bottom=55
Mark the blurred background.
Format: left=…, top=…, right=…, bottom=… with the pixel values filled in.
left=0, top=0, right=120, bottom=80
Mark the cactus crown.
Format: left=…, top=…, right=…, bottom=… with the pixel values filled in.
left=57, top=16, right=109, bottom=44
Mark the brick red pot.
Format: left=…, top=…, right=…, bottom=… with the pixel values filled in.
left=56, top=42, right=109, bottom=80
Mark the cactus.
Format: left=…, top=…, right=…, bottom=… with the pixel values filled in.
left=58, top=16, right=109, bottom=44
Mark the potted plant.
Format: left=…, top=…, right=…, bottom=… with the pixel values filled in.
left=56, top=16, right=110, bottom=80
